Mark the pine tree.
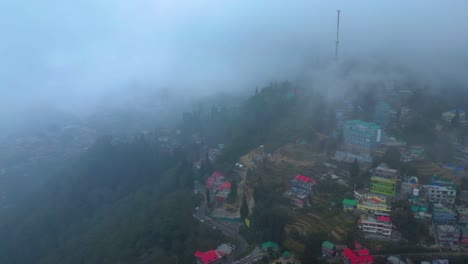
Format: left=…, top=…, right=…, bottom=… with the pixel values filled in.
left=240, top=193, right=249, bottom=220
left=350, top=159, right=360, bottom=179
left=206, top=189, right=211, bottom=206
left=227, top=181, right=238, bottom=203
left=205, top=153, right=213, bottom=175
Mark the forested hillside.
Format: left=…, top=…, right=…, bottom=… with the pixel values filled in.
left=0, top=136, right=223, bottom=263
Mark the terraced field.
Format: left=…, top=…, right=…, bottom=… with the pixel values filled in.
left=286, top=208, right=355, bottom=241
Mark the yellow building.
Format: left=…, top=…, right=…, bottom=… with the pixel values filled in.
left=354, top=192, right=391, bottom=214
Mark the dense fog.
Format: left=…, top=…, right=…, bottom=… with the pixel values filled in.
left=1, top=1, right=467, bottom=120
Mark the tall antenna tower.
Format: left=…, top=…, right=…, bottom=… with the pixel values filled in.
left=335, top=9, right=341, bottom=60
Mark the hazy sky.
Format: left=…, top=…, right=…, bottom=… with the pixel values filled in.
left=1, top=0, right=467, bottom=113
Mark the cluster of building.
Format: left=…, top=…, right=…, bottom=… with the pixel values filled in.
left=205, top=172, right=232, bottom=204
left=321, top=240, right=450, bottom=264
left=402, top=175, right=468, bottom=250
left=0, top=125, right=96, bottom=167
left=285, top=174, right=317, bottom=207
left=340, top=152, right=468, bottom=248
left=342, top=163, right=398, bottom=240
left=321, top=241, right=374, bottom=264
left=441, top=109, right=466, bottom=126
left=400, top=145, right=425, bottom=163
left=152, top=126, right=182, bottom=149
left=335, top=116, right=426, bottom=166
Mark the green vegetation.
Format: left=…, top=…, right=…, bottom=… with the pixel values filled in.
left=0, top=137, right=223, bottom=263
left=240, top=193, right=249, bottom=220
left=227, top=180, right=237, bottom=203
left=391, top=200, right=433, bottom=245
left=382, top=147, right=402, bottom=169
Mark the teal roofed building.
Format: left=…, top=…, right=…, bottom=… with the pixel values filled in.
left=336, top=120, right=382, bottom=163
left=322, top=241, right=336, bottom=256
left=343, top=120, right=382, bottom=155
left=342, top=199, right=357, bottom=212
left=335, top=120, right=382, bottom=163
left=262, top=241, right=279, bottom=251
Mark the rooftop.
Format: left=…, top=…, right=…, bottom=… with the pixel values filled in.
left=294, top=174, right=315, bottom=184
left=361, top=215, right=392, bottom=224
left=194, top=250, right=224, bottom=264
left=375, top=165, right=398, bottom=174
left=371, top=176, right=397, bottom=183
left=343, top=199, right=357, bottom=206
left=376, top=216, right=391, bottom=222
left=341, top=247, right=374, bottom=264
left=345, top=120, right=381, bottom=130
left=262, top=241, right=279, bottom=250
left=322, top=241, right=335, bottom=250
left=216, top=182, right=231, bottom=191
left=436, top=224, right=459, bottom=232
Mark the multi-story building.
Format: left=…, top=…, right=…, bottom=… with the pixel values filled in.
left=370, top=164, right=399, bottom=197
left=373, top=164, right=399, bottom=178
left=370, top=176, right=398, bottom=197
left=432, top=206, right=457, bottom=225
left=354, top=191, right=391, bottom=214
left=357, top=196, right=391, bottom=214
left=214, top=182, right=231, bottom=203
left=291, top=174, right=314, bottom=194
left=343, top=120, right=382, bottom=155
left=441, top=109, right=465, bottom=123
left=435, top=224, right=460, bottom=249
left=423, top=184, right=456, bottom=205
left=288, top=174, right=316, bottom=208
left=358, top=214, right=393, bottom=237
left=336, top=120, right=382, bottom=163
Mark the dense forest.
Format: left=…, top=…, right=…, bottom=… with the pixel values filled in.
left=0, top=136, right=223, bottom=263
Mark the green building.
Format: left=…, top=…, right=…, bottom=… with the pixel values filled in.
left=370, top=176, right=397, bottom=196
left=342, top=199, right=357, bottom=211
left=370, top=164, right=398, bottom=197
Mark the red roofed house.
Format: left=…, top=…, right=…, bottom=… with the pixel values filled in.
left=215, top=182, right=231, bottom=202
left=341, top=246, right=374, bottom=264
left=289, top=174, right=316, bottom=207
left=291, top=174, right=315, bottom=193
left=206, top=171, right=225, bottom=189
left=358, top=214, right=393, bottom=238
left=194, top=250, right=225, bottom=264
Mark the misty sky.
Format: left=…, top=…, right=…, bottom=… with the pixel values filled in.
left=1, top=0, right=468, bottom=114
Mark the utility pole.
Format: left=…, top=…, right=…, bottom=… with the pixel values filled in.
left=335, top=10, right=341, bottom=61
